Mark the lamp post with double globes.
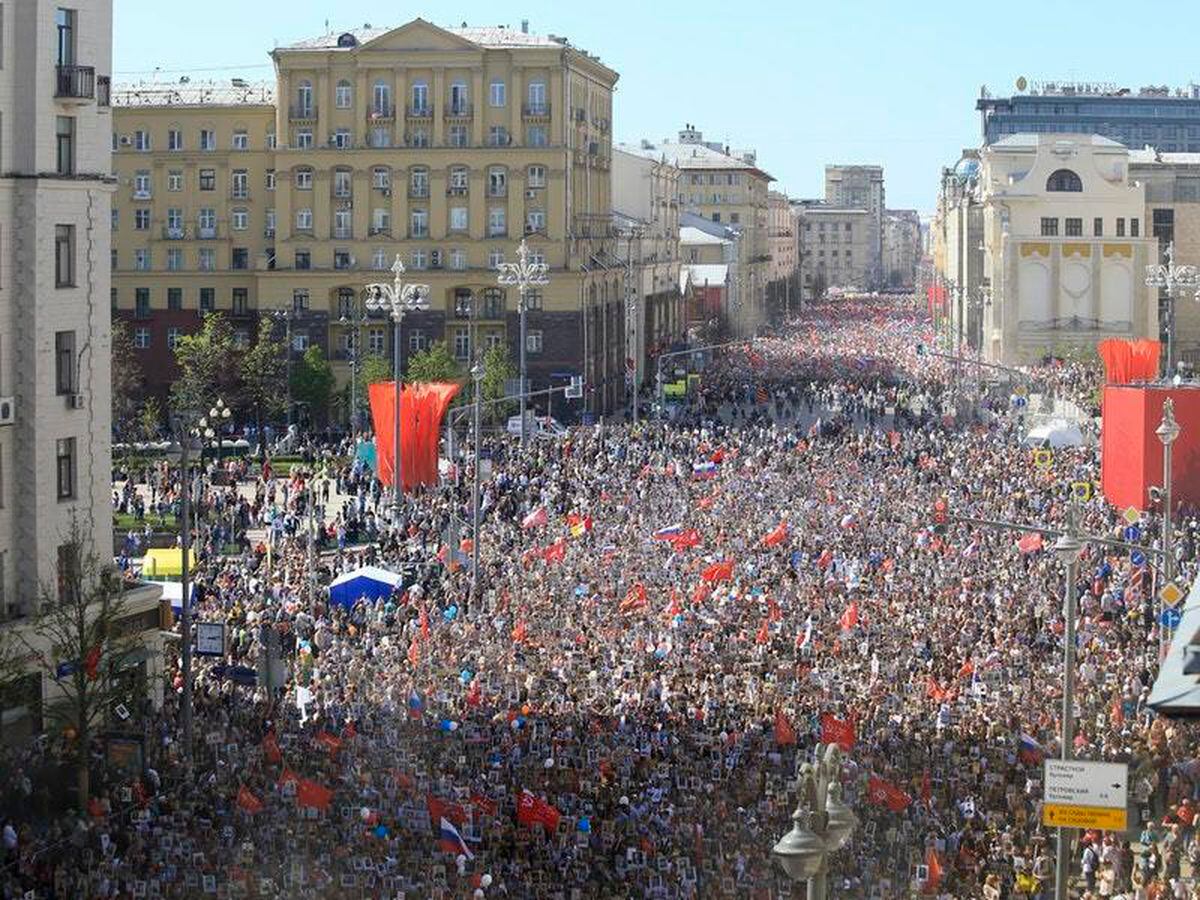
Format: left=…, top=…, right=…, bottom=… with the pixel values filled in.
left=772, top=743, right=857, bottom=900
left=496, top=239, right=549, bottom=447
left=469, top=359, right=484, bottom=612
left=364, top=255, right=429, bottom=527
left=201, top=397, right=231, bottom=465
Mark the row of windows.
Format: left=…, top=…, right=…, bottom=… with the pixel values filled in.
left=298, top=78, right=549, bottom=115
left=116, top=127, right=257, bottom=153
left=1039, top=216, right=1140, bottom=237
left=292, top=205, right=546, bottom=238
left=286, top=124, right=549, bottom=150
left=688, top=173, right=743, bottom=186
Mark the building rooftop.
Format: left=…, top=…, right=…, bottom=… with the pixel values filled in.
left=282, top=20, right=566, bottom=51
left=989, top=133, right=1126, bottom=150
left=982, top=80, right=1200, bottom=101
left=1128, top=148, right=1200, bottom=166
left=112, top=79, right=275, bottom=107
left=679, top=226, right=731, bottom=246
left=683, top=264, right=728, bottom=287
left=623, top=132, right=772, bottom=181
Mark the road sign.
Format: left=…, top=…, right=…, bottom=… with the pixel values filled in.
left=1161, top=607, right=1182, bottom=630
left=1131, top=550, right=1146, bottom=567
left=1160, top=581, right=1185, bottom=609
left=1032, top=449, right=1052, bottom=469
left=196, top=622, right=226, bottom=657
left=1123, top=506, right=1141, bottom=526
left=1042, top=759, right=1128, bottom=831
left=1123, top=525, right=1141, bottom=542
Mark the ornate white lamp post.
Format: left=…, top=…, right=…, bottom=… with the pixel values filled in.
left=773, top=743, right=857, bottom=900
left=1145, top=241, right=1200, bottom=377
left=364, top=255, right=429, bottom=525
left=496, top=239, right=549, bottom=447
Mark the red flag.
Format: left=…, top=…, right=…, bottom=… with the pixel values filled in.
left=920, top=771, right=932, bottom=807
left=542, top=539, right=566, bottom=564
left=839, top=601, right=859, bottom=630
left=957, top=659, right=975, bottom=679
left=767, top=597, right=782, bottom=623
left=774, top=709, right=797, bottom=746
left=407, top=636, right=421, bottom=668
left=522, top=506, right=548, bottom=529
left=668, top=528, right=702, bottom=551
left=692, top=582, right=711, bottom=606
left=262, top=732, right=282, bottom=765
left=277, top=768, right=299, bottom=788
left=866, top=775, right=912, bottom=813
left=761, top=522, right=789, bottom=548
left=1017, top=532, right=1044, bottom=554
left=511, top=619, right=528, bottom=644
left=923, top=846, right=944, bottom=892
left=315, top=731, right=342, bottom=756
left=620, top=583, right=648, bottom=614
left=296, top=779, right=333, bottom=810
left=466, top=679, right=482, bottom=707
left=820, top=713, right=855, bottom=752
left=701, top=560, right=734, bottom=583
left=755, top=618, right=770, bottom=645
left=237, top=785, right=265, bottom=814
left=471, top=792, right=498, bottom=817
left=419, top=606, right=430, bottom=640
left=1111, top=695, right=1124, bottom=727
left=925, top=677, right=953, bottom=703
left=342, top=720, right=357, bottom=740
left=427, top=793, right=467, bottom=827
left=516, top=789, right=561, bottom=831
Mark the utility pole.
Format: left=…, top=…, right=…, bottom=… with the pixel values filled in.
left=173, top=425, right=194, bottom=764
left=1053, top=513, right=1083, bottom=900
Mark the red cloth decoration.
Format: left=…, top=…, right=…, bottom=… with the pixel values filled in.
left=516, top=790, right=561, bottom=831
left=368, top=381, right=462, bottom=491
left=774, top=709, right=797, bottom=746
left=820, top=713, right=856, bottom=751
left=237, top=785, right=264, bottom=814
left=1098, top=338, right=1161, bottom=384
left=867, top=775, right=912, bottom=812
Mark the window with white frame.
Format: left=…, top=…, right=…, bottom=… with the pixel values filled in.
left=266, top=131, right=276, bottom=149
left=528, top=248, right=546, bottom=266
left=449, top=206, right=468, bottom=232
left=411, top=81, right=428, bottom=112
left=526, top=329, right=543, bottom=354
left=489, top=80, right=506, bottom=107
left=167, top=170, right=182, bottom=191
left=134, top=129, right=151, bottom=151
left=488, top=249, right=504, bottom=269
left=488, top=207, right=506, bottom=236
left=333, top=208, right=351, bottom=238
left=166, top=207, right=182, bottom=234
left=488, top=126, right=509, bottom=147
left=265, top=209, right=275, bottom=235
left=333, top=129, right=351, bottom=149
left=372, top=80, right=391, bottom=115
left=409, top=128, right=429, bottom=148
left=333, top=169, right=352, bottom=198
left=527, top=165, right=546, bottom=188
left=369, top=328, right=387, bottom=354
left=488, top=167, right=506, bottom=196
left=410, top=168, right=429, bottom=197
left=449, top=248, right=467, bottom=270
left=448, top=124, right=468, bottom=148
left=296, top=80, right=313, bottom=115
left=526, top=209, right=545, bottom=234
left=198, top=248, right=215, bottom=271
left=335, top=80, right=352, bottom=109
left=296, top=129, right=313, bottom=149
left=133, top=209, right=150, bottom=230
left=168, top=128, right=183, bottom=151
left=449, top=82, right=468, bottom=114
left=371, top=208, right=390, bottom=234
left=526, top=126, right=547, bottom=147
left=410, top=249, right=427, bottom=270
left=133, top=170, right=151, bottom=198
left=232, top=208, right=248, bottom=231
left=134, top=248, right=150, bottom=271
left=292, top=333, right=310, bottom=352
left=527, top=81, right=546, bottom=111
left=197, top=207, right=216, bottom=236
left=407, top=329, right=427, bottom=352
left=199, top=128, right=215, bottom=151
left=485, top=332, right=504, bottom=351
left=449, top=166, right=469, bottom=192
left=167, top=328, right=182, bottom=350
left=166, top=248, right=183, bottom=271
left=370, top=127, right=391, bottom=148
left=295, top=208, right=313, bottom=231
left=231, top=169, right=248, bottom=198
left=452, top=327, right=470, bottom=360
left=295, top=168, right=313, bottom=189
left=372, top=167, right=391, bottom=190
left=232, top=130, right=248, bottom=150
left=410, top=208, right=428, bottom=238
left=265, top=169, right=275, bottom=190
left=134, top=328, right=150, bottom=349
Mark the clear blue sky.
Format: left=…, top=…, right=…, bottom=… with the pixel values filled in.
left=113, top=0, right=1200, bottom=213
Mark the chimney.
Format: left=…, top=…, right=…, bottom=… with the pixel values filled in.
left=521, top=19, right=529, bottom=33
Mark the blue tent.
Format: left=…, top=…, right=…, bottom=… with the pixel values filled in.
left=328, top=565, right=403, bottom=609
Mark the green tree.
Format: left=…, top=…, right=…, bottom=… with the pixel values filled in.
left=239, top=318, right=287, bottom=436
left=137, top=396, right=163, bottom=443
left=407, top=340, right=463, bottom=384
left=171, top=313, right=239, bottom=417
left=110, top=320, right=143, bottom=442
left=480, top=342, right=517, bottom=424
left=18, top=519, right=142, bottom=811
left=290, top=345, right=336, bottom=423
left=337, top=353, right=392, bottom=431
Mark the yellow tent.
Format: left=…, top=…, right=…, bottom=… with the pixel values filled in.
left=139, top=548, right=197, bottom=578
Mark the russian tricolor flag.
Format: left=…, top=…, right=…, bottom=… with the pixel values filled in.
left=439, top=816, right=474, bottom=859
left=652, top=524, right=684, bottom=540
left=1018, top=733, right=1044, bottom=766
left=692, top=462, right=718, bottom=480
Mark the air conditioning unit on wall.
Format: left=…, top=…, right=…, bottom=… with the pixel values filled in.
left=0, top=397, right=13, bottom=424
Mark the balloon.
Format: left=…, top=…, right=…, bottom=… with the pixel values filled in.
left=374, top=824, right=389, bottom=839
left=443, top=606, right=458, bottom=622
left=461, top=669, right=473, bottom=683
left=481, top=874, right=493, bottom=888
left=360, top=807, right=372, bottom=821
left=577, top=816, right=591, bottom=833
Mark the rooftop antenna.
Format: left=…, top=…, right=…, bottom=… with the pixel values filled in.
left=324, top=19, right=329, bottom=34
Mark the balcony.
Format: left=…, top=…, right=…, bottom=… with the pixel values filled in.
left=332, top=228, right=353, bottom=240
left=487, top=186, right=507, bottom=199
left=367, top=106, right=395, bottom=122
left=162, top=226, right=187, bottom=240
left=368, top=226, right=391, bottom=236
left=264, top=227, right=275, bottom=238
left=132, top=189, right=151, bottom=200
left=522, top=103, right=551, bottom=119
left=447, top=185, right=469, bottom=197
left=288, top=105, right=317, bottom=122
left=195, top=225, right=220, bottom=240
left=444, top=103, right=473, bottom=121
left=573, top=213, right=612, bottom=238
left=408, top=185, right=430, bottom=199
left=97, top=76, right=111, bottom=108
left=55, top=64, right=95, bottom=102
left=230, top=189, right=250, bottom=201
left=408, top=229, right=429, bottom=240
left=406, top=105, right=433, bottom=120
left=487, top=228, right=508, bottom=239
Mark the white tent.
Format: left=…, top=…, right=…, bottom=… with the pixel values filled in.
left=1024, top=418, right=1084, bottom=448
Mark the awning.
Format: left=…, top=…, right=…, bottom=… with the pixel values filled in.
left=139, top=548, right=197, bottom=578
left=1149, top=574, right=1200, bottom=717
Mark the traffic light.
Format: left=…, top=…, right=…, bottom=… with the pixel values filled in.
left=933, top=497, right=949, bottom=533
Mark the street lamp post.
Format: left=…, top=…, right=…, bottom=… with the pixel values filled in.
left=364, top=255, right=429, bottom=527
left=269, top=308, right=298, bottom=433
left=1052, top=511, right=1083, bottom=900
left=470, top=360, right=484, bottom=614
left=203, top=398, right=231, bottom=466
left=1144, top=241, right=1200, bottom=378
left=772, top=743, right=857, bottom=900
left=497, top=239, right=549, bottom=447
left=339, top=304, right=370, bottom=436
left=1157, top=399, right=1181, bottom=651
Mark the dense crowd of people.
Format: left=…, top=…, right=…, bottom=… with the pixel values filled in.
left=3, top=295, right=1200, bottom=898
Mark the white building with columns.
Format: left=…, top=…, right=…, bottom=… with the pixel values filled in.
left=978, top=134, right=1157, bottom=364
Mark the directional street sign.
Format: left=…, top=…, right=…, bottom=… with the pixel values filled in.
left=1160, top=581, right=1185, bottom=609
left=1161, top=607, right=1183, bottom=630
left=1123, top=525, right=1141, bottom=542
left=1131, top=550, right=1146, bottom=567
left=1123, top=506, right=1141, bottom=526
left=1043, top=759, right=1128, bottom=831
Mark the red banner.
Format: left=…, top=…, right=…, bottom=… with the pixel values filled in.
left=820, top=713, right=855, bottom=751
left=516, top=789, right=561, bottom=831
left=368, top=381, right=462, bottom=491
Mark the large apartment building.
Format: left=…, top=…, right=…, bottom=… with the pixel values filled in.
left=633, top=127, right=773, bottom=336
left=112, top=19, right=628, bottom=416
left=824, top=164, right=884, bottom=288
left=794, top=201, right=872, bottom=297
left=0, top=1, right=114, bottom=616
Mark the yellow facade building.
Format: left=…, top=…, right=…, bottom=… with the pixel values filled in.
left=112, top=19, right=627, bottom=418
